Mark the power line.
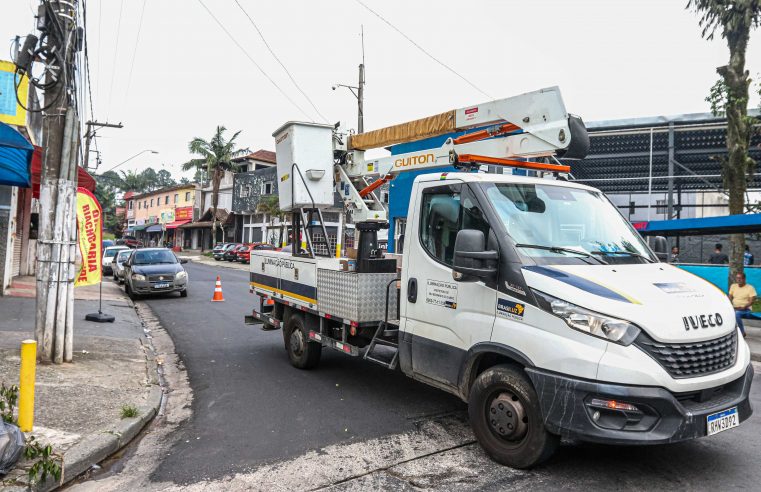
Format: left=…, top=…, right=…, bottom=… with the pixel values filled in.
left=196, top=0, right=314, bottom=121
left=106, top=0, right=125, bottom=118
left=82, top=0, right=95, bottom=119
left=232, top=0, right=328, bottom=123
left=353, top=0, right=491, bottom=100
left=125, top=0, right=148, bottom=99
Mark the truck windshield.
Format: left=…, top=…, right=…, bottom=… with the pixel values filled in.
left=484, top=182, right=655, bottom=264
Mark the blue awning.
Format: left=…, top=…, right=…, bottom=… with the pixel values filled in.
left=145, top=224, right=164, bottom=232
left=637, top=214, right=761, bottom=236
left=0, top=122, right=33, bottom=187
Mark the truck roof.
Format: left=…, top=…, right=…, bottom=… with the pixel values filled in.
left=413, top=171, right=598, bottom=192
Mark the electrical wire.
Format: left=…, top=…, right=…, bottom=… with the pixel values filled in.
left=353, top=0, right=491, bottom=100
left=124, top=0, right=148, bottom=99
left=196, top=0, right=314, bottom=121
left=106, top=0, right=125, bottom=118
left=232, top=0, right=328, bottom=123
left=82, top=0, right=96, bottom=119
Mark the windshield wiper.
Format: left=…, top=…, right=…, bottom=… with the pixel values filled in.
left=515, top=243, right=608, bottom=265
left=589, top=250, right=655, bottom=263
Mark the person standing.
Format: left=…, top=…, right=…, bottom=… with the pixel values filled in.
left=708, top=243, right=729, bottom=264
left=744, top=245, right=754, bottom=266
left=729, top=272, right=756, bottom=337
left=670, top=246, right=680, bottom=263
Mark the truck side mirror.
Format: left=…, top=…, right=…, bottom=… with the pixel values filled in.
left=453, top=229, right=498, bottom=280
left=651, top=236, right=668, bottom=262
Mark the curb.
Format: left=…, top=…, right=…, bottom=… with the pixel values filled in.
left=8, top=302, right=166, bottom=492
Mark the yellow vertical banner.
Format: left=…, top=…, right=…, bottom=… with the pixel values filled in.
left=75, top=187, right=103, bottom=287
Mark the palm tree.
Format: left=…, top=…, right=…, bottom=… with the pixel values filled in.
left=182, top=126, right=249, bottom=244
left=120, top=169, right=146, bottom=193
left=256, top=194, right=285, bottom=247
left=689, top=0, right=761, bottom=280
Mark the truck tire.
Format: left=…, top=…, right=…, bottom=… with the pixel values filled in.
left=468, top=364, right=559, bottom=469
left=285, top=313, right=321, bottom=369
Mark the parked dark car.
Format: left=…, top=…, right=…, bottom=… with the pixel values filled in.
left=213, top=243, right=235, bottom=261
left=237, top=243, right=275, bottom=263
left=224, top=244, right=244, bottom=262
left=124, top=248, right=188, bottom=300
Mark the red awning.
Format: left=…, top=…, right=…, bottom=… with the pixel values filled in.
left=30, top=146, right=97, bottom=198
left=165, top=220, right=191, bottom=230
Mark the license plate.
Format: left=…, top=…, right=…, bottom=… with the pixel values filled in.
left=153, top=282, right=170, bottom=289
left=706, top=407, right=739, bottom=436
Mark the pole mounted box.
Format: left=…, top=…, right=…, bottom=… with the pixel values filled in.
left=273, top=121, right=335, bottom=211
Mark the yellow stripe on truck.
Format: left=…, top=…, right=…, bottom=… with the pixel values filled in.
left=250, top=282, right=317, bottom=304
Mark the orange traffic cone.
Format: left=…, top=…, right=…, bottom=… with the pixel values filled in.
left=211, top=275, right=225, bottom=302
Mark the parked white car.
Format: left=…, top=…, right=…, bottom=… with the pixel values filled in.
left=102, top=246, right=130, bottom=276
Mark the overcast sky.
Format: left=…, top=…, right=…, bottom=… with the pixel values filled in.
left=2, top=0, right=761, bottom=179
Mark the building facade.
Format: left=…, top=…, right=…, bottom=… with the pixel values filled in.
left=127, top=184, right=199, bottom=248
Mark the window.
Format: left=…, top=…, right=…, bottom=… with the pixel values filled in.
left=165, top=196, right=170, bottom=205
left=128, top=201, right=133, bottom=210
left=264, top=182, right=273, bottom=195
left=656, top=199, right=667, bottom=215
left=419, top=184, right=490, bottom=267
left=174, top=194, right=178, bottom=204
left=629, top=201, right=635, bottom=215
left=150, top=198, right=154, bottom=207
left=241, top=185, right=251, bottom=198
left=137, top=202, right=141, bottom=210
left=185, top=192, right=191, bottom=201
left=143, top=200, right=147, bottom=209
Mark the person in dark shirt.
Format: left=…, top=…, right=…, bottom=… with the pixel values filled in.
left=744, top=245, right=754, bottom=266
left=708, top=243, right=729, bottom=264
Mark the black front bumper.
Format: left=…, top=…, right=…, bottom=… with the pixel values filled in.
left=526, top=364, right=754, bottom=445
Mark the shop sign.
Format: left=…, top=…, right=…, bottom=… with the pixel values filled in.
left=175, top=206, right=193, bottom=220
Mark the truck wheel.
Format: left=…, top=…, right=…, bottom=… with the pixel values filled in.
left=468, top=364, right=559, bottom=469
left=285, top=314, right=321, bottom=369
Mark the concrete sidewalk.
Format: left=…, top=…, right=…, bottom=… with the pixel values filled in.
left=0, top=280, right=162, bottom=491
left=180, top=252, right=250, bottom=271
left=743, top=319, right=761, bottom=362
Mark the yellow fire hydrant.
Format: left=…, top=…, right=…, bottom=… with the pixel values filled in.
left=18, top=339, right=37, bottom=432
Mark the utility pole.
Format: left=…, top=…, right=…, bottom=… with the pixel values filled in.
left=35, top=0, right=81, bottom=363
left=83, top=121, right=123, bottom=171
left=357, top=25, right=365, bottom=134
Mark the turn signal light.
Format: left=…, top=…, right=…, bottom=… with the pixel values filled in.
left=590, top=398, right=640, bottom=412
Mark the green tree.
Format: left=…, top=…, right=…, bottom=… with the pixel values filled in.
left=120, top=170, right=146, bottom=193
left=689, top=0, right=761, bottom=279
left=141, top=168, right=158, bottom=191
left=256, top=194, right=285, bottom=246
left=182, top=126, right=248, bottom=244
left=156, top=169, right=176, bottom=188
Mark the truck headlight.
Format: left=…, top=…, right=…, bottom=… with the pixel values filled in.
left=176, top=271, right=187, bottom=280
left=533, top=290, right=640, bottom=345
left=132, top=273, right=146, bottom=281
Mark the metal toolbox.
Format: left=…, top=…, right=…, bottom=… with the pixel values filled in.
left=316, top=269, right=398, bottom=323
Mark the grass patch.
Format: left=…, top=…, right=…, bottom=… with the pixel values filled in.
left=120, top=404, right=139, bottom=419
left=202, top=252, right=213, bottom=258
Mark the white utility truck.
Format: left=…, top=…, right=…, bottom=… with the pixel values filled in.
left=245, top=87, right=753, bottom=468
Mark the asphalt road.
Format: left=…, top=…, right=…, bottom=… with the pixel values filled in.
left=142, top=261, right=465, bottom=484
left=134, top=261, right=761, bottom=490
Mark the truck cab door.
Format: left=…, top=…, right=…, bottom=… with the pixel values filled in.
left=400, top=180, right=497, bottom=390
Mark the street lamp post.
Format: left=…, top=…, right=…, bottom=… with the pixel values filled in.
left=332, top=63, right=365, bottom=134
left=103, top=149, right=159, bottom=173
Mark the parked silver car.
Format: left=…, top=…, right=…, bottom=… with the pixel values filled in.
left=111, top=249, right=133, bottom=283
left=124, top=248, right=189, bottom=300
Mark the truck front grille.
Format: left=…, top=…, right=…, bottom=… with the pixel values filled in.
left=633, top=331, right=737, bottom=378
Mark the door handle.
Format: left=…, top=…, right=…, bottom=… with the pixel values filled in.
left=408, top=277, right=417, bottom=303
